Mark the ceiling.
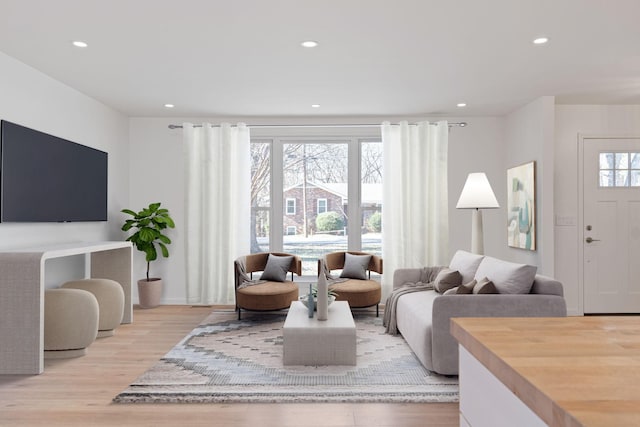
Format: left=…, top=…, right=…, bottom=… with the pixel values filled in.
left=1, top=0, right=639, bottom=118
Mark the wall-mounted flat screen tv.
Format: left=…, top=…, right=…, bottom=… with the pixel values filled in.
left=0, top=120, right=108, bottom=222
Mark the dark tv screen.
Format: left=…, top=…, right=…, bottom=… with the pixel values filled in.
left=0, top=120, right=108, bottom=222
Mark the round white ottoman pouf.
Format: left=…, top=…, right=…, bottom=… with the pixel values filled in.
left=44, top=288, right=99, bottom=359
left=61, top=278, right=125, bottom=338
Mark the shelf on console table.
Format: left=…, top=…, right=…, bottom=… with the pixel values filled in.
left=0, top=241, right=133, bottom=375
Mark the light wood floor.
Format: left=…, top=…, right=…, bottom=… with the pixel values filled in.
left=0, top=305, right=458, bottom=427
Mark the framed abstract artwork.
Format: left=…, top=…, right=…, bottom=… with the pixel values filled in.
left=507, top=161, right=536, bottom=250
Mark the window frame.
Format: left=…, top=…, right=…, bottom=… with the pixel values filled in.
left=599, top=151, right=640, bottom=187
left=250, top=129, right=381, bottom=275
left=317, top=198, right=328, bottom=215
left=285, top=197, right=296, bottom=215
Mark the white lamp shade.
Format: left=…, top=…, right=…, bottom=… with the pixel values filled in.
left=456, top=172, right=499, bottom=209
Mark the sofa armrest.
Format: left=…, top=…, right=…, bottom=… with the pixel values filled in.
left=431, top=294, right=567, bottom=375
left=392, top=268, right=423, bottom=290
left=531, top=274, right=564, bottom=296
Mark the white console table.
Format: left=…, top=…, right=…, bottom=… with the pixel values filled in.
left=0, top=241, right=133, bottom=375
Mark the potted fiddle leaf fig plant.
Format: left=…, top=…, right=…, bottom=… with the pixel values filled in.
left=121, top=202, right=175, bottom=309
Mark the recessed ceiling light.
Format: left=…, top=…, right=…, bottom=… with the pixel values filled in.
left=311, top=104, right=320, bottom=108
left=533, top=37, right=549, bottom=45
left=457, top=103, right=467, bottom=108
left=301, top=40, right=318, bottom=48
left=164, top=104, right=175, bottom=108
left=72, top=40, right=88, bottom=48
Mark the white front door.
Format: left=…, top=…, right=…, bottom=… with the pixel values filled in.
left=583, top=137, right=640, bottom=313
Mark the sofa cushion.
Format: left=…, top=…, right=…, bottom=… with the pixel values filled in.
left=433, top=268, right=462, bottom=293
left=474, top=256, right=537, bottom=294
left=396, top=290, right=438, bottom=371
left=260, top=254, right=293, bottom=282
left=473, top=277, right=498, bottom=294
left=340, top=253, right=372, bottom=280
left=457, top=279, right=477, bottom=294
left=449, top=250, right=484, bottom=284
left=329, top=279, right=381, bottom=308
left=236, top=281, right=298, bottom=311
left=442, top=279, right=476, bottom=295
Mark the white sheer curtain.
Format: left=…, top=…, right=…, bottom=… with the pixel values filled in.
left=183, top=123, right=250, bottom=305
left=381, top=120, right=449, bottom=297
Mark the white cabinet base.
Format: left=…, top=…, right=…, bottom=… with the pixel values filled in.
left=459, top=346, right=547, bottom=427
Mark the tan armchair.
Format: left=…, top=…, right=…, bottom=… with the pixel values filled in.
left=234, top=252, right=302, bottom=320
left=320, top=251, right=383, bottom=317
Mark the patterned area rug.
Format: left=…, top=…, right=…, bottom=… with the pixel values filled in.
left=113, top=311, right=458, bottom=403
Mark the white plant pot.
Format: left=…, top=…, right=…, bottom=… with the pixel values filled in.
left=137, top=278, right=162, bottom=309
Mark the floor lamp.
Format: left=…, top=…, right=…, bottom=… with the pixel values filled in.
left=456, top=173, right=499, bottom=255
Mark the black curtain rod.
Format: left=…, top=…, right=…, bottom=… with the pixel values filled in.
left=167, top=122, right=467, bottom=129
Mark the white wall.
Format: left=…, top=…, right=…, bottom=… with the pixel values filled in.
left=0, top=51, right=129, bottom=286
left=555, top=104, right=640, bottom=315
left=503, top=96, right=556, bottom=274
left=448, top=118, right=505, bottom=258
left=129, top=116, right=505, bottom=304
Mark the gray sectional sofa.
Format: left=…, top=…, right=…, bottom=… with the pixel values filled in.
left=392, top=250, right=567, bottom=375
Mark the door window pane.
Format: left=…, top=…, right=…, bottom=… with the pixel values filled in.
left=600, top=153, right=614, bottom=169
left=616, top=170, right=629, bottom=186
left=615, top=153, right=629, bottom=169
left=600, top=170, right=614, bottom=187
left=599, top=152, right=640, bottom=188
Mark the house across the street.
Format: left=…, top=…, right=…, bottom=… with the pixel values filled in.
left=282, top=181, right=381, bottom=236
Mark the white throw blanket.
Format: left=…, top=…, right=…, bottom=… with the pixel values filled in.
left=234, top=256, right=266, bottom=289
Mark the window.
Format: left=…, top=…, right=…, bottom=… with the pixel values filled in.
left=286, top=198, right=296, bottom=215
left=361, top=141, right=383, bottom=258
left=317, top=198, right=327, bottom=214
left=249, top=133, right=383, bottom=275
left=250, top=141, right=270, bottom=253
left=599, top=152, right=640, bottom=187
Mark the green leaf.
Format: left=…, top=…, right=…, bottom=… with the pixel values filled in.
left=149, top=202, right=161, bottom=212
left=121, top=209, right=137, bottom=216
left=158, top=234, right=171, bottom=244
left=164, top=217, right=176, bottom=228
left=158, top=242, right=169, bottom=258
left=144, top=246, right=158, bottom=262
left=139, top=228, right=155, bottom=242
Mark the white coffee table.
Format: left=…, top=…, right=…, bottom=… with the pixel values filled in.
left=283, top=301, right=356, bottom=366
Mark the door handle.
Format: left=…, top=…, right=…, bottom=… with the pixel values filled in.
left=585, top=237, right=601, bottom=243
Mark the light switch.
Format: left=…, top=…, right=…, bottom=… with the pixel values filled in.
left=555, top=215, right=577, bottom=226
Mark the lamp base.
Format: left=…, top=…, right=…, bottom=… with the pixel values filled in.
left=471, top=209, right=484, bottom=255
